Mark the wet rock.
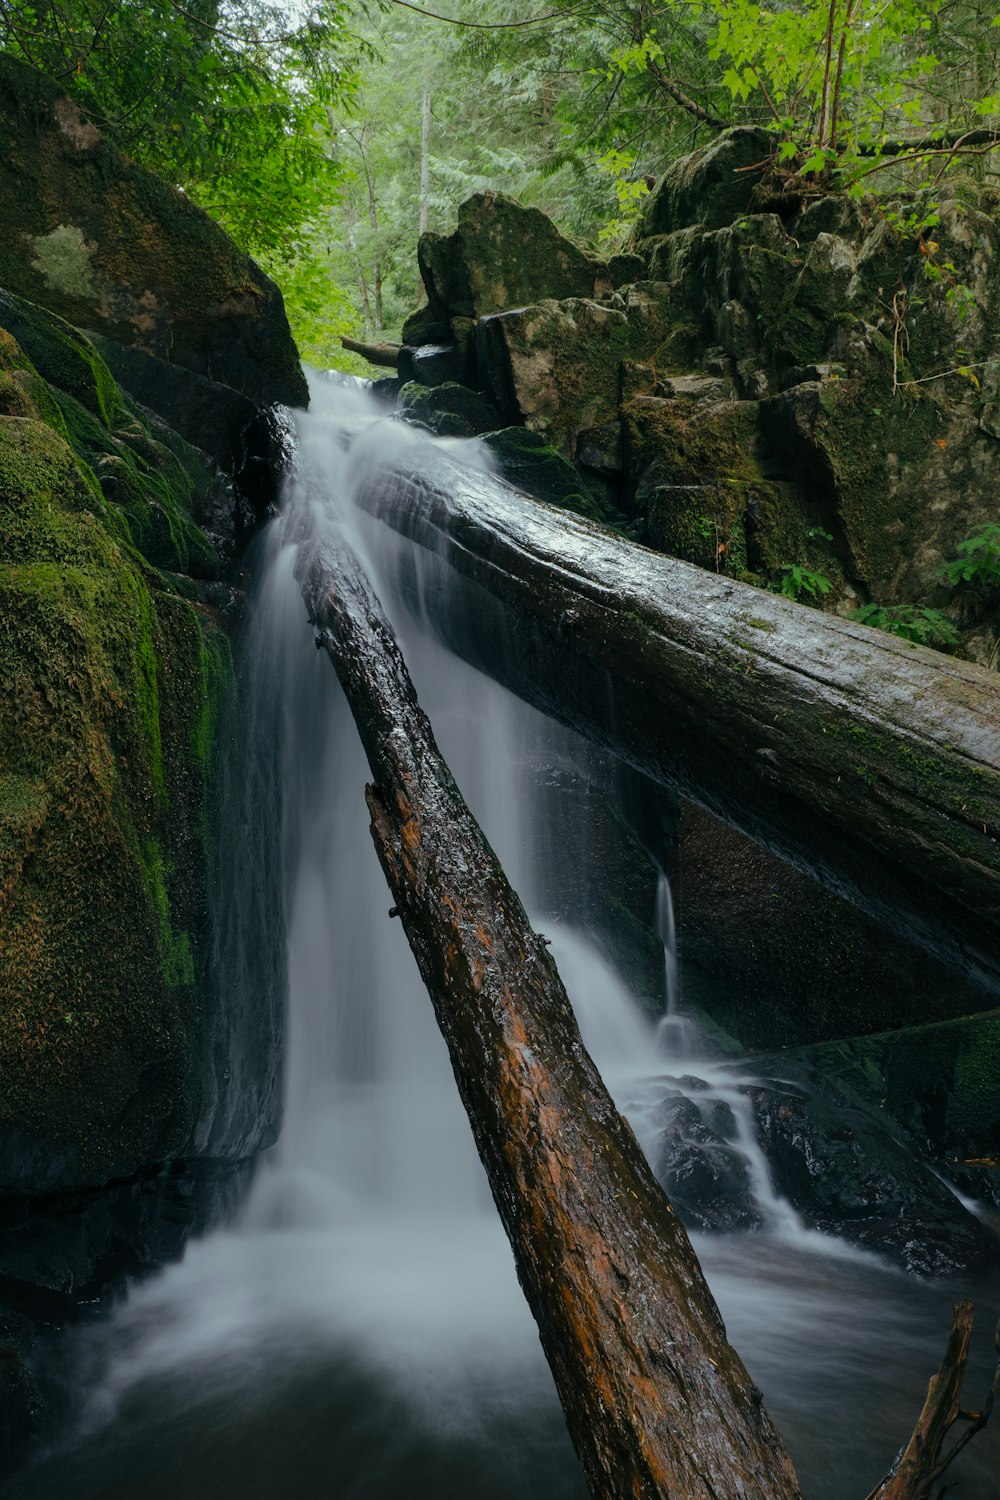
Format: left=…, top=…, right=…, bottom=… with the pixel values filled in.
left=0, top=55, right=306, bottom=410
left=407, top=341, right=468, bottom=387
left=398, top=380, right=501, bottom=437
left=652, top=1092, right=762, bottom=1232
left=746, top=1073, right=997, bottom=1275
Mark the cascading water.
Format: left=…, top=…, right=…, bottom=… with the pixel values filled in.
left=11, top=377, right=999, bottom=1500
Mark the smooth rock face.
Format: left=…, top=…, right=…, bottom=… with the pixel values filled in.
left=0, top=55, right=307, bottom=410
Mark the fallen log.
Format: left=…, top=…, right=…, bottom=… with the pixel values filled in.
left=340, top=335, right=401, bottom=368
left=348, top=451, right=1000, bottom=994
left=297, top=532, right=804, bottom=1500
left=868, top=1301, right=1000, bottom=1500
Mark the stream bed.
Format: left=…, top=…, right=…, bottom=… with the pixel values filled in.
left=10, top=378, right=998, bottom=1500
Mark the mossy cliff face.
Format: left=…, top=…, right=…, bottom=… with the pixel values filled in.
left=0, top=54, right=306, bottom=410
left=401, top=150, right=1000, bottom=664
left=0, top=307, right=268, bottom=1196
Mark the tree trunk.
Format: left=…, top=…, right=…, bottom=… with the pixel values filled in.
left=296, top=532, right=804, bottom=1500
left=339, top=335, right=401, bottom=368
left=868, top=1301, right=1000, bottom=1500
left=350, top=451, right=1000, bottom=994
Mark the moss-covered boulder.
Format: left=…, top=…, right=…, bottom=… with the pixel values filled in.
left=0, top=290, right=232, bottom=574
left=0, top=54, right=306, bottom=410
left=478, top=297, right=636, bottom=457
left=482, top=427, right=606, bottom=521
left=0, top=416, right=213, bottom=1188
left=397, top=380, right=502, bottom=437
left=638, top=127, right=772, bottom=237
left=0, top=296, right=275, bottom=1197
left=417, top=191, right=609, bottom=327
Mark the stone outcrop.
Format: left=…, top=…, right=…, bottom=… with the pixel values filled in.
left=398, top=144, right=1000, bottom=668
left=0, top=55, right=306, bottom=414
left=0, top=287, right=288, bottom=1472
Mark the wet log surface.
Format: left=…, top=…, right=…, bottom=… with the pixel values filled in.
left=297, top=533, right=804, bottom=1500
left=339, top=335, right=401, bottom=368
left=349, top=452, right=1000, bottom=993
left=868, top=1301, right=1000, bottom=1500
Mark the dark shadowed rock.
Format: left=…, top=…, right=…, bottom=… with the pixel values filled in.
left=418, top=192, right=609, bottom=323
left=745, top=1071, right=997, bottom=1274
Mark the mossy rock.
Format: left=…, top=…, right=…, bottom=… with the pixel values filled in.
left=0, top=411, right=231, bottom=1190
left=637, top=128, right=773, bottom=238
left=479, top=297, right=634, bottom=456
left=420, top=192, right=607, bottom=321
left=0, top=289, right=223, bottom=577
left=0, top=54, right=305, bottom=408
left=483, top=427, right=606, bottom=522
left=0, top=287, right=122, bottom=426
left=398, top=380, right=501, bottom=437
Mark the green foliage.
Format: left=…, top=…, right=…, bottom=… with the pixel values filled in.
left=851, top=601, right=959, bottom=647
left=774, top=563, right=834, bottom=601
left=0, top=0, right=370, bottom=261
left=941, top=522, right=1000, bottom=592
left=595, top=147, right=651, bottom=247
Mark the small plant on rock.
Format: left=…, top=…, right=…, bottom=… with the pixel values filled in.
left=941, top=523, right=1000, bottom=596
left=773, top=563, right=833, bottom=603
left=851, top=602, right=959, bottom=650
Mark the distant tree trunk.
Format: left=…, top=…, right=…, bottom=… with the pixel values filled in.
left=347, top=124, right=383, bottom=333
left=418, top=90, right=431, bottom=302
left=342, top=207, right=373, bottom=337
left=296, top=531, right=805, bottom=1500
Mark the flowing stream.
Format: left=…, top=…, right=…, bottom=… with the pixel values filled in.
left=11, top=378, right=999, bottom=1500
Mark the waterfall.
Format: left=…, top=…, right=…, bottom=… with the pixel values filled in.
left=11, top=376, right=998, bottom=1500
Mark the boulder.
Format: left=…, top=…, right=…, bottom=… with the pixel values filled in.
left=0, top=55, right=307, bottom=411
left=675, top=802, right=992, bottom=1051
left=398, top=379, right=502, bottom=437
left=638, top=127, right=773, bottom=237
left=745, top=1069, right=996, bottom=1275
left=417, top=191, right=609, bottom=325
left=482, top=426, right=606, bottom=521
left=478, top=298, right=633, bottom=455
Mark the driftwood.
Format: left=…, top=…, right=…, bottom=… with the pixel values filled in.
left=868, top=1301, right=1000, bottom=1500
left=340, top=335, right=401, bottom=368
left=349, top=452, right=1000, bottom=994
left=296, top=532, right=804, bottom=1500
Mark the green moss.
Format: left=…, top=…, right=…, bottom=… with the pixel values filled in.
left=483, top=426, right=606, bottom=521
left=0, top=400, right=231, bottom=1180
left=0, top=288, right=122, bottom=426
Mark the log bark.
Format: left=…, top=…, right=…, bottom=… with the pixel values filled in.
left=868, top=1301, right=1000, bottom=1500
left=348, top=452, right=1000, bottom=994
left=297, top=532, right=804, bottom=1500
left=340, top=335, right=401, bottom=368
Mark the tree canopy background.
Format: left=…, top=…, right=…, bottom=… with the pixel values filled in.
left=2, top=0, right=1000, bottom=366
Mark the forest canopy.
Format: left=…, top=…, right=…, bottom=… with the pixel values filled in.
left=2, top=0, right=999, bottom=362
